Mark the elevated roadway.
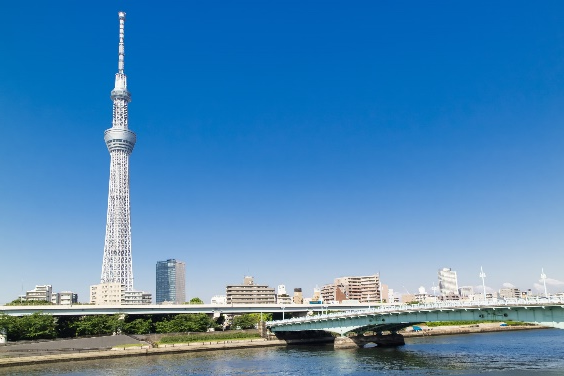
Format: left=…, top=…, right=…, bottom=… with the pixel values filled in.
left=0, top=303, right=373, bottom=317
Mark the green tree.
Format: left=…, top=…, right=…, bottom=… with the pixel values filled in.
left=251, top=313, right=272, bottom=322
left=71, top=315, right=121, bottom=336
left=232, top=313, right=273, bottom=329
left=188, top=297, right=204, bottom=304
left=0, top=313, right=56, bottom=340
left=123, top=318, right=152, bottom=334
left=232, top=314, right=255, bottom=329
left=19, top=313, right=56, bottom=339
left=231, top=313, right=271, bottom=330
left=215, top=314, right=226, bottom=327
left=0, top=314, right=16, bottom=339
left=155, top=314, right=213, bottom=333
left=5, top=299, right=52, bottom=306
left=56, top=316, right=80, bottom=338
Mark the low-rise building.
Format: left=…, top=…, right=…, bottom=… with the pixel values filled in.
left=459, top=286, right=474, bottom=298
left=90, top=282, right=124, bottom=305
left=499, top=287, right=521, bottom=300
left=438, top=294, right=460, bottom=301
left=211, top=295, right=227, bottom=305
left=26, top=285, right=52, bottom=302
left=51, top=291, right=78, bottom=305
left=124, top=290, right=143, bottom=305
left=293, top=288, right=303, bottom=304
left=387, top=288, right=400, bottom=303
left=90, top=283, right=152, bottom=305
left=142, top=293, right=152, bottom=304
left=401, top=294, right=416, bottom=303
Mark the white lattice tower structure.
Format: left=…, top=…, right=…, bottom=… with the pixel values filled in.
left=101, top=11, right=136, bottom=291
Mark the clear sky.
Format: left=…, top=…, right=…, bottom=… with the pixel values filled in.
left=1, top=1, right=564, bottom=304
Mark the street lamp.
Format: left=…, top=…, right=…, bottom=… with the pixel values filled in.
left=541, top=268, right=548, bottom=298
left=281, top=306, right=286, bottom=320
left=480, top=266, right=487, bottom=301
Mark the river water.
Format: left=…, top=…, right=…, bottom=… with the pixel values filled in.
left=2, top=329, right=564, bottom=375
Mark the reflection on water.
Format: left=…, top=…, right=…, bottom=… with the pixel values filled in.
left=2, top=329, right=564, bottom=375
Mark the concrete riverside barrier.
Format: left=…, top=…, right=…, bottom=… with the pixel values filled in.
left=0, top=339, right=288, bottom=368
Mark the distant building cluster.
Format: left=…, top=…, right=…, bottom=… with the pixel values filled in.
left=399, top=267, right=536, bottom=304
left=19, top=285, right=78, bottom=305
left=199, top=267, right=549, bottom=307
left=16, top=264, right=553, bottom=307
left=210, top=274, right=388, bottom=306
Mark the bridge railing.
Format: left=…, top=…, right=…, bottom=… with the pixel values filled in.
left=266, top=296, right=564, bottom=326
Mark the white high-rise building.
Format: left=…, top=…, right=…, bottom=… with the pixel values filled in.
left=100, top=12, right=137, bottom=291
left=438, top=267, right=459, bottom=296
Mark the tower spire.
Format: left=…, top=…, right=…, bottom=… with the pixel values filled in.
left=118, top=11, right=126, bottom=74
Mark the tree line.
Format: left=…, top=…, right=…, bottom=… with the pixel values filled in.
left=0, top=312, right=272, bottom=341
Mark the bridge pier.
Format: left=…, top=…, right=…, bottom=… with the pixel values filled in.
left=334, top=333, right=405, bottom=349
left=334, top=336, right=357, bottom=349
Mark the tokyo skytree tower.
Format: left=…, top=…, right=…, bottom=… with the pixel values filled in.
left=100, top=12, right=136, bottom=291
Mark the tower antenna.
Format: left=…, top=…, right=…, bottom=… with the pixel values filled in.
left=118, top=12, right=126, bottom=74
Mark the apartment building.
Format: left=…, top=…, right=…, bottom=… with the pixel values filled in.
left=226, top=276, right=276, bottom=304
left=51, top=291, right=78, bottom=305
left=90, top=282, right=152, bottom=305
left=438, top=268, right=459, bottom=296
left=25, top=285, right=53, bottom=302
left=321, top=274, right=382, bottom=303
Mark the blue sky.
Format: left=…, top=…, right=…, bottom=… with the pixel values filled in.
left=1, top=1, right=564, bottom=303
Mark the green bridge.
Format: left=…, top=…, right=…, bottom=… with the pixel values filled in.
left=266, top=298, right=564, bottom=348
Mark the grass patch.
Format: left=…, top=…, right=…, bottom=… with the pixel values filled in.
left=159, top=331, right=262, bottom=344
left=503, top=321, right=531, bottom=326
left=112, top=343, right=145, bottom=349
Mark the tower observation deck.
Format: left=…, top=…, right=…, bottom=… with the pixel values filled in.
left=101, top=11, right=136, bottom=291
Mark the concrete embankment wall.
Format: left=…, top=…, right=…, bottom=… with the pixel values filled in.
left=0, top=338, right=287, bottom=368
left=131, top=329, right=260, bottom=344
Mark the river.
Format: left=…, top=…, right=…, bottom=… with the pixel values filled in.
left=2, top=329, right=563, bottom=375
